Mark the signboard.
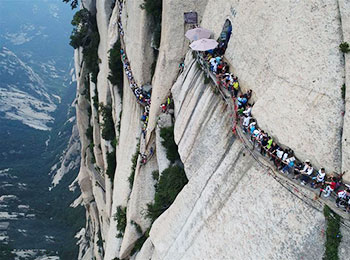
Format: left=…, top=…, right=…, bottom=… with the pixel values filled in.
left=184, top=12, right=198, bottom=24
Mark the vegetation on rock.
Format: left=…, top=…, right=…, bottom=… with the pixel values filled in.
left=108, top=39, right=124, bottom=98
left=106, top=150, right=116, bottom=181
left=160, top=126, right=180, bottom=163
left=152, top=170, right=159, bottom=181
left=69, top=9, right=91, bottom=49
left=130, top=221, right=150, bottom=256
left=131, top=220, right=143, bottom=235
left=140, top=0, right=162, bottom=49
left=128, top=141, right=140, bottom=189
left=114, top=206, right=127, bottom=238
left=99, top=104, right=116, bottom=141
left=323, top=205, right=342, bottom=260
left=341, top=84, right=346, bottom=100
left=339, top=42, right=350, bottom=54
left=92, top=86, right=99, bottom=111
left=69, top=8, right=100, bottom=83
left=146, top=165, right=188, bottom=223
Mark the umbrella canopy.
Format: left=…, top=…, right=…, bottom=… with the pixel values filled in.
left=189, top=39, right=218, bottom=51
left=185, top=27, right=212, bottom=41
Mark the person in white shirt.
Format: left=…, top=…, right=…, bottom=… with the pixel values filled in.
left=299, top=160, right=313, bottom=185
left=243, top=104, right=252, bottom=117
left=336, top=189, right=350, bottom=207
left=281, top=154, right=295, bottom=174
left=242, top=115, right=251, bottom=133
left=311, top=168, right=326, bottom=188
left=210, top=58, right=217, bottom=72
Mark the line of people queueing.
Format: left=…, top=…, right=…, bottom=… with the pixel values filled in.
left=117, top=0, right=152, bottom=139
left=196, top=47, right=350, bottom=213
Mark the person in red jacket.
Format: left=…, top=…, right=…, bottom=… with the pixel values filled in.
left=319, top=177, right=337, bottom=198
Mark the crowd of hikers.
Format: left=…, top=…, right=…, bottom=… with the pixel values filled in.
left=195, top=41, right=350, bottom=213
left=117, top=0, right=152, bottom=139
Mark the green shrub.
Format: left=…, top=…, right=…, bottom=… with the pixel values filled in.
left=117, top=110, right=122, bottom=135
left=342, top=84, right=346, bottom=100
left=153, top=23, right=161, bottom=49
left=160, top=126, right=180, bottom=163
left=340, top=42, right=350, bottom=53
left=69, top=8, right=100, bottom=83
left=128, top=142, right=140, bottom=189
left=146, top=165, right=188, bottom=223
left=99, top=104, right=116, bottom=141
left=131, top=220, right=143, bottom=235
left=83, top=27, right=100, bottom=84
left=89, top=142, right=96, bottom=164
left=111, top=137, right=118, bottom=149
left=69, top=9, right=90, bottom=48
left=86, top=125, right=93, bottom=141
left=140, top=0, right=162, bottom=49
left=130, top=228, right=150, bottom=256
left=152, top=170, right=159, bottom=181
left=150, top=53, right=158, bottom=79
left=106, top=150, right=116, bottom=181
left=92, top=87, right=99, bottom=111
left=82, top=75, right=91, bottom=99
left=108, top=40, right=124, bottom=98
left=323, top=205, right=341, bottom=260
left=114, top=206, right=127, bottom=238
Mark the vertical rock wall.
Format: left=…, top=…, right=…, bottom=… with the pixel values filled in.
left=200, top=0, right=345, bottom=174
left=72, top=0, right=350, bottom=259
left=146, top=53, right=326, bottom=260
left=340, top=0, right=350, bottom=182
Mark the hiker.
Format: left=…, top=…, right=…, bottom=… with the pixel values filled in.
left=298, top=160, right=313, bottom=185
left=141, top=112, right=147, bottom=122
left=319, top=177, right=337, bottom=197
left=336, top=189, right=350, bottom=208
left=281, top=152, right=295, bottom=174
left=243, top=104, right=252, bottom=117
left=217, top=62, right=224, bottom=74
left=237, top=94, right=247, bottom=109
left=243, top=89, right=253, bottom=100
left=260, top=136, right=269, bottom=156
left=266, top=136, right=273, bottom=150
left=333, top=172, right=344, bottom=192
left=233, top=80, right=239, bottom=97
left=179, top=62, right=185, bottom=73
left=249, top=121, right=256, bottom=135
left=274, top=147, right=285, bottom=168
left=149, top=147, right=154, bottom=157
left=209, top=58, right=217, bottom=72
left=268, top=142, right=278, bottom=160
left=222, top=62, right=229, bottom=74
left=167, top=95, right=171, bottom=106
left=160, top=103, right=167, bottom=113
left=141, top=124, right=147, bottom=139
left=140, top=153, right=147, bottom=165
left=311, top=168, right=326, bottom=188
left=242, top=114, right=252, bottom=133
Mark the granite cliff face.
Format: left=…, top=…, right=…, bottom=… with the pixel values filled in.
left=72, top=0, right=350, bottom=259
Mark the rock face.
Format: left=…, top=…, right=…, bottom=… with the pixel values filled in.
left=71, top=0, right=350, bottom=259
left=201, top=0, right=346, bottom=175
